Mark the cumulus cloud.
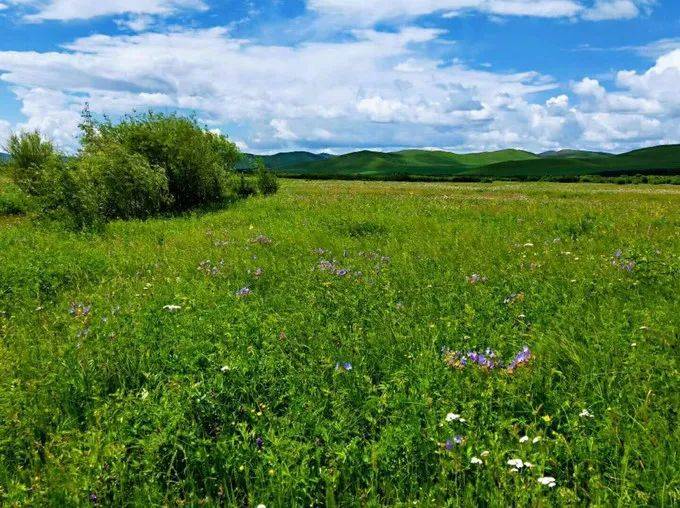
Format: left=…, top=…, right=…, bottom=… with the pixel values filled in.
left=3, top=0, right=205, bottom=22
left=0, top=22, right=677, bottom=153
left=308, top=0, right=656, bottom=22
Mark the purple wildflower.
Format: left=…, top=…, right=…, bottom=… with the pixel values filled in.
left=445, top=440, right=454, bottom=451
left=507, top=346, right=532, bottom=372
left=235, top=287, right=252, bottom=297
left=336, top=362, right=352, bottom=372
left=336, top=269, right=349, bottom=277
left=256, top=437, right=264, bottom=450
left=614, top=249, right=623, bottom=259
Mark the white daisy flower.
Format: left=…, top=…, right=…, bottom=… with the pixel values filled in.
left=532, top=436, right=542, bottom=444
left=507, top=458, right=524, bottom=469
left=519, top=435, right=529, bottom=443
left=163, top=304, right=182, bottom=312
left=480, top=450, right=490, bottom=457
left=579, top=409, right=594, bottom=418
left=470, top=457, right=483, bottom=465
left=445, top=413, right=462, bottom=422
left=537, top=476, right=557, bottom=487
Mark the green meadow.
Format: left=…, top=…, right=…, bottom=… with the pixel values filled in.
left=0, top=179, right=678, bottom=506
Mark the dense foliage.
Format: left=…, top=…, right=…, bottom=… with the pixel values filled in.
left=4, top=111, right=277, bottom=229
left=0, top=180, right=677, bottom=505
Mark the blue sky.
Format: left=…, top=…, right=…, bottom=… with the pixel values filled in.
left=0, top=0, right=678, bottom=154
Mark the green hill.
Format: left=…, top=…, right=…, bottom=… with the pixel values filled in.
left=286, top=149, right=538, bottom=176
left=280, top=144, right=680, bottom=179
left=237, top=151, right=334, bottom=171
left=0, top=152, right=9, bottom=163
left=539, top=149, right=612, bottom=159
left=469, top=144, right=680, bottom=178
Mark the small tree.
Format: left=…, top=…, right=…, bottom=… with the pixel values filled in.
left=5, top=131, right=62, bottom=197
left=255, top=158, right=279, bottom=195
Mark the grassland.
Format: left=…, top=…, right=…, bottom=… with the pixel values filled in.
left=0, top=179, right=679, bottom=506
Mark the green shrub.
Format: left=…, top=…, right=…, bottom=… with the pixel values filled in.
left=255, top=158, right=279, bottom=195
left=82, top=112, right=240, bottom=211
left=76, top=142, right=171, bottom=221
left=5, top=131, right=62, bottom=197
left=0, top=181, right=31, bottom=215
left=229, top=173, right=257, bottom=199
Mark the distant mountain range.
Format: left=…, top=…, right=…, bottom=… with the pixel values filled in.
left=242, top=144, right=680, bottom=179
left=0, top=152, right=9, bottom=163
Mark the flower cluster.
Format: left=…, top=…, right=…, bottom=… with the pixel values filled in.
left=235, top=287, right=252, bottom=297
left=467, top=273, right=488, bottom=285
left=251, top=235, right=273, bottom=245
left=442, top=346, right=532, bottom=373
left=69, top=302, right=92, bottom=318
left=611, top=250, right=636, bottom=272
left=318, top=260, right=350, bottom=277
left=198, top=259, right=224, bottom=277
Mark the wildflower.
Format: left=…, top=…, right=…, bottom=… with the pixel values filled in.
left=579, top=409, right=594, bottom=418
left=336, top=269, right=349, bottom=277
left=253, top=268, right=264, bottom=278
left=69, top=302, right=92, bottom=317
left=445, top=413, right=462, bottom=422
left=89, top=492, right=98, bottom=503
left=507, top=346, right=532, bottom=372
left=454, top=435, right=464, bottom=444
left=504, top=292, right=525, bottom=305
left=335, top=362, right=352, bottom=372
left=507, top=458, right=524, bottom=470
left=470, top=457, right=483, bottom=465
left=256, top=505, right=266, bottom=508
left=256, top=437, right=264, bottom=450
left=163, top=305, right=182, bottom=312
left=445, top=440, right=454, bottom=451
left=537, top=476, right=557, bottom=487
left=251, top=235, right=272, bottom=245
left=524, top=462, right=534, bottom=468
left=614, top=249, right=623, bottom=259
left=220, top=365, right=231, bottom=372
left=532, top=436, right=542, bottom=444
left=523, top=243, right=534, bottom=247
left=467, top=273, right=487, bottom=284
left=318, top=260, right=336, bottom=272
left=314, top=247, right=328, bottom=255
left=519, top=436, right=529, bottom=443
left=480, top=450, right=490, bottom=457
left=235, top=287, right=252, bottom=297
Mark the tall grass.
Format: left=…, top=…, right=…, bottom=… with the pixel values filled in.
left=0, top=180, right=678, bottom=505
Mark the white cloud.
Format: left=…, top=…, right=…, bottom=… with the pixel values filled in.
left=308, top=0, right=657, bottom=22
left=4, top=0, right=205, bottom=22
left=270, top=119, right=298, bottom=141
left=309, top=0, right=584, bottom=21
left=0, top=26, right=677, bottom=153
left=582, top=0, right=639, bottom=20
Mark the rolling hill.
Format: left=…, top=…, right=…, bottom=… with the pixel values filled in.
left=285, top=149, right=538, bottom=176
left=237, top=151, right=334, bottom=171
left=275, top=144, right=680, bottom=179
left=0, top=152, right=8, bottom=163
left=539, top=149, right=612, bottom=159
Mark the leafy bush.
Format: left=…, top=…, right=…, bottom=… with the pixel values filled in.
left=5, top=131, right=62, bottom=197
left=0, top=180, right=31, bottom=215
left=255, top=158, right=279, bottom=195
left=229, top=173, right=257, bottom=199
left=75, top=141, right=171, bottom=221
left=82, top=111, right=239, bottom=211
